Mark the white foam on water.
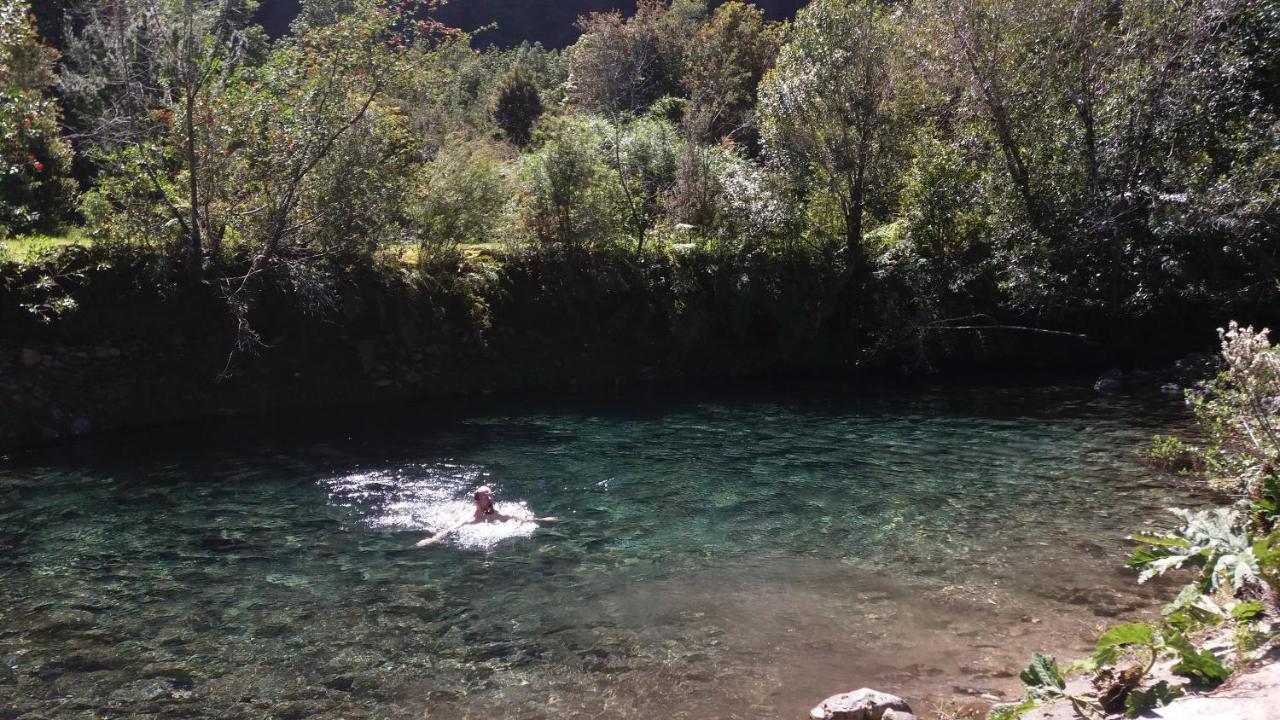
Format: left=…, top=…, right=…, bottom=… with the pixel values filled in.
left=321, top=463, right=538, bottom=550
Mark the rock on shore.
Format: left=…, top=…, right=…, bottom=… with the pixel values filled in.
left=809, top=688, right=915, bottom=720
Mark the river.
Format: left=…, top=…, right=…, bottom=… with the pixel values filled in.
left=0, top=383, right=1190, bottom=718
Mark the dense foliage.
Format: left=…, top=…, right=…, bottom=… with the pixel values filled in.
left=2, top=0, right=1277, bottom=365
left=0, top=0, right=76, bottom=236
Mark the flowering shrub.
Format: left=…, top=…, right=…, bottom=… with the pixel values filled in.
left=0, top=0, right=76, bottom=236
left=1185, top=322, right=1280, bottom=494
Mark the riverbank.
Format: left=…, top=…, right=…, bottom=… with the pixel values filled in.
left=0, top=242, right=1246, bottom=451
left=1002, top=626, right=1280, bottom=720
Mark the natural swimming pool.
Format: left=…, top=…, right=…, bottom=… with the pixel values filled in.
left=0, top=383, right=1189, bottom=718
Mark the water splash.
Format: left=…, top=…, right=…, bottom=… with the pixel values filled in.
left=321, top=462, right=539, bottom=550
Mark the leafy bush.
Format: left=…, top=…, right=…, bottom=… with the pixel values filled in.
left=1146, top=434, right=1206, bottom=474
left=0, top=0, right=76, bottom=236
left=1187, top=323, right=1280, bottom=493
left=1130, top=507, right=1261, bottom=594
left=612, top=117, right=681, bottom=249
left=410, top=138, right=511, bottom=260
left=518, top=117, right=617, bottom=248
left=493, top=65, right=543, bottom=147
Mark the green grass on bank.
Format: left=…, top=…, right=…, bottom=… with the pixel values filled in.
left=0, top=229, right=92, bottom=263
left=382, top=240, right=511, bottom=267
left=0, top=229, right=512, bottom=267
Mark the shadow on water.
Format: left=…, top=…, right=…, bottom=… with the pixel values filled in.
left=0, top=381, right=1196, bottom=718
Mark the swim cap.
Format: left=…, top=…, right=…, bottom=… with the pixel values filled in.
left=474, top=485, right=494, bottom=497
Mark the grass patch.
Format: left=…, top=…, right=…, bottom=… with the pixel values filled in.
left=0, top=232, right=507, bottom=267
left=384, top=241, right=511, bottom=266
left=1, top=229, right=92, bottom=263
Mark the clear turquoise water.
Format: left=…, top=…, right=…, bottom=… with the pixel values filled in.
left=0, top=384, right=1188, bottom=719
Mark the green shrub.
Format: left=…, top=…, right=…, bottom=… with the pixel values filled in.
left=0, top=0, right=77, bottom=236
left=493, top=65, right=543, bottom=147
left=410, top=137, right=512, bottom=261
left=518, top=117, right=617, bottom=248
left=1146, top=434, right=1207, bottom=474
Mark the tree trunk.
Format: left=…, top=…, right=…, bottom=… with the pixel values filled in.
left=185, top=85, right=202, bottom=263
left=182, top=0, right=201, bottom=264
left=846, top=179, right=864, bottom=274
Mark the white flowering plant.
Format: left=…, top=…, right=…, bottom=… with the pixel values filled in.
left=1182, top=322, right=1280, bottom=498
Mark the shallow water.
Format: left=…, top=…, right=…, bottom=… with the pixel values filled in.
left=1, top=384, right=1191, bottom=718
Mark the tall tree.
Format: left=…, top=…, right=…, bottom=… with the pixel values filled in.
left=928, top=0, right=1056, bottom=236
left=759, top=0, right=905, bottom=269
left=567, top=0, right=705, bottom=118
left=682, top=0, right=780, bottom=145
left=492, top=64, right=543, bottom=146
left=61, top=0, right=265, bottom=260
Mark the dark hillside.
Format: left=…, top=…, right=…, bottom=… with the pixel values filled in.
left=252, top=0, right=804, bottom=46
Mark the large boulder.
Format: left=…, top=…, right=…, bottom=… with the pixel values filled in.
left=809, top=688, right=915, bottom=720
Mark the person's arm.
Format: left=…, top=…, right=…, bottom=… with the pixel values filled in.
left=415, top=520, right=471, bottom=547
left=501, top=513, right=557, bottom=522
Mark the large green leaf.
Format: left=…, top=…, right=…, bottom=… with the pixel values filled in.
left=1164, top=630, right=1231, bottom=684
left=1253, top=532, right=1280, bottom=574
left=1161, top=584, right=1202, bottom=616
left=986, top=698, right=1038, bottom=720
left=1019, top=653, right=1066, bottom=699
left=1131, top=508, right=1258, bottom=591
left=1096, top=623, right=1156, bottom=649
left=1124, top=681, right=1183, bottom=718
left=1230, top=601, right=1266, bottom=621
left=1130, top=533, right=1193, bottom=549
left=1093, top=623, right=1156, bottom=665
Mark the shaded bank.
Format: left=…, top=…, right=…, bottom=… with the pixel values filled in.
left=0, top=243, right=1259, bottom=449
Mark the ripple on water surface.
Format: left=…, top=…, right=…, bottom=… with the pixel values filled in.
left=0, top=385, right=1189, bottom=719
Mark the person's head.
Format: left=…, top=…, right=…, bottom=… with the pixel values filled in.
left=473, top=485, right=495, bottom=512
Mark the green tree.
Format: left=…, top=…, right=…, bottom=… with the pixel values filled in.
left=289, top=0, right=355, bottom=31
left=0, top=0, right=77, bottom=236
left=493, top=65, right=543, bottom=147
left=682, top=0, right=780, bottom=144
left=611, top=117, right=681, bottom=252
left=411, top=136, right=511, bottom=256
left=567, top=0, right=705, bottom=118
left=61, top=0, right=267, bottom=260
left=920, top=0, right=1280, bottom=315
left=519, top=116, right=615, bottom=248
left=759, top=0, right=908, bottom=269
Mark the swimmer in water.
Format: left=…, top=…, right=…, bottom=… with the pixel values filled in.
left=415, top=485, right=558, bottom=547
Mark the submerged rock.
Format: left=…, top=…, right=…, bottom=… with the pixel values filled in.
left=1094, top=369, right=1125, bottom=394
left=35, top=609, right=97, bottom=635
left=109, top=678, right=176, bottom=703
left=809, top=688, right=915, bottom=720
